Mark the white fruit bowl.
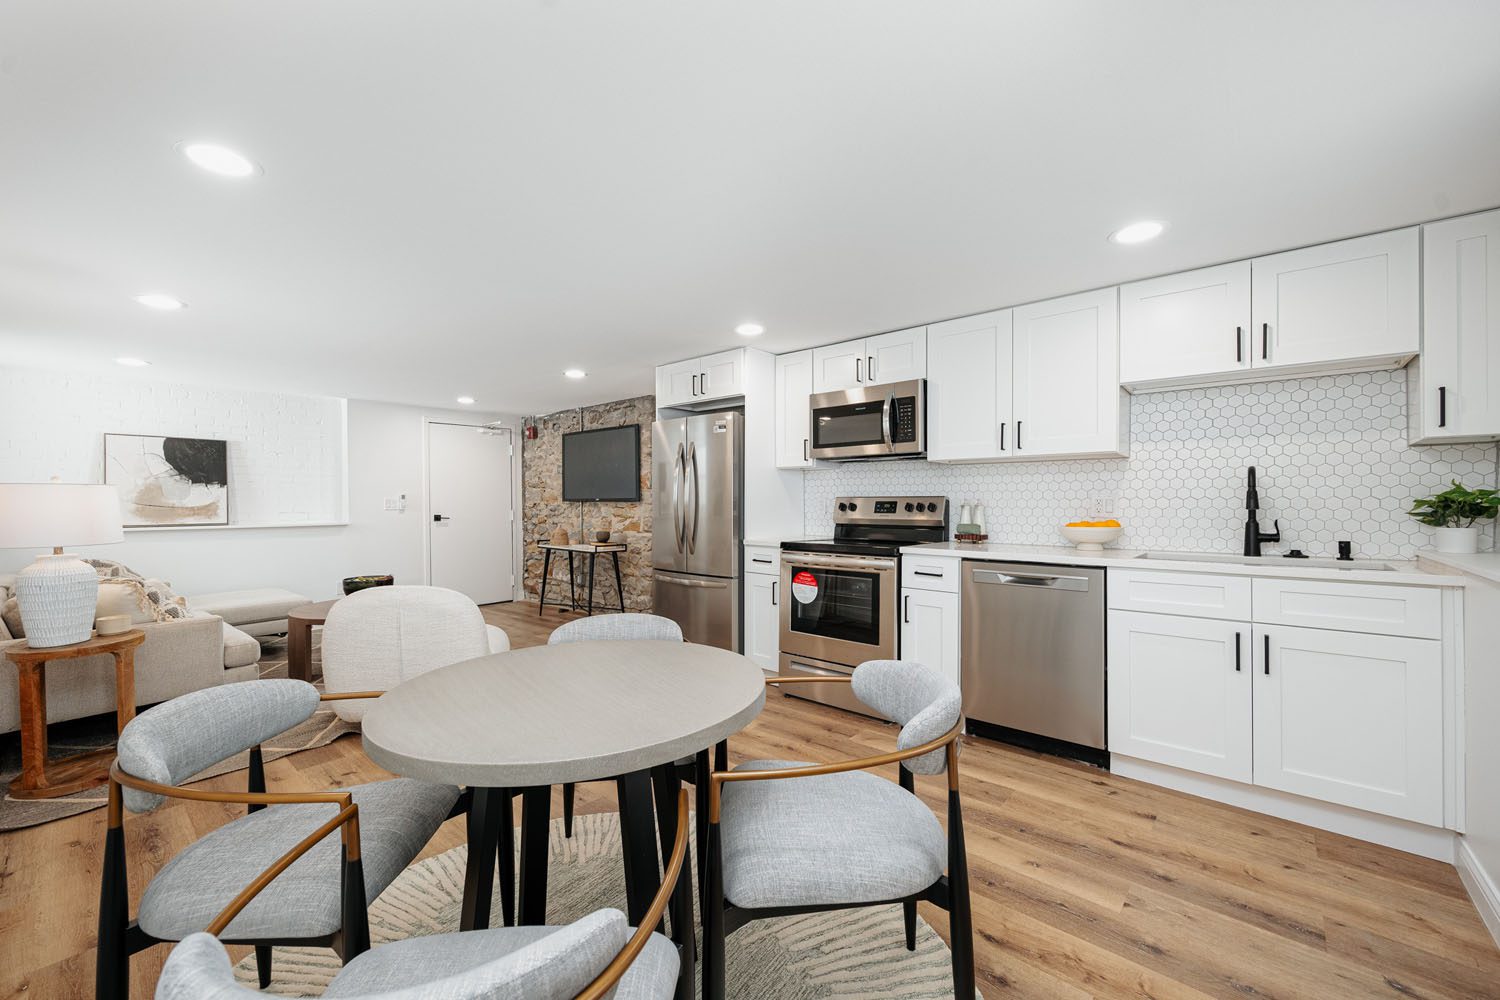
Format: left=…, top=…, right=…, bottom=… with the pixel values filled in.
left=1060, top=525, right=1123, bottom=551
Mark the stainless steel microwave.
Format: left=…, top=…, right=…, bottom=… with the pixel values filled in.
left=808, top=378, right=925, bottom=461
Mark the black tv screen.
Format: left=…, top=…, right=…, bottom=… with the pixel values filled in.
left=562, top=424, right=641, bottom=502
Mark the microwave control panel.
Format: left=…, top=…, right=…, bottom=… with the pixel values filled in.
left=893, top=397, right=917, bottom=443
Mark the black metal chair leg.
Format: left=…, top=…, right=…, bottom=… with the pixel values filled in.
left=255, top=945, right=274, bottom=988
left=96, top=818, right=129, bottom=1000
left=948, top=787, right=975, bottom=998
left=498, top=790, right=516, bottom=927
left=340, top=849, right=371, bottom=960
left=563, top=782, right=576, bottom=838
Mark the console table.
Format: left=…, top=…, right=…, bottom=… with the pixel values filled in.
left=6, top=629, right=145, bottom=800
left=537, top=542, right=627, bottom=617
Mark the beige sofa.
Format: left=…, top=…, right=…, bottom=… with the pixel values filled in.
left=0, top=577, right=260, bottom=735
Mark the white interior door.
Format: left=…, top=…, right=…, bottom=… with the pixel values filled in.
left=428, top=422, right=514, bottom=605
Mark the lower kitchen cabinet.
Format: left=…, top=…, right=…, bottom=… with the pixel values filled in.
left=1252, top=623, right=1443, bottom=826
left=900, top=587, right=959, bottom=688
left=744, top=572, right=780, bottom=671
left=1107, top=611, right=1251, bottom=782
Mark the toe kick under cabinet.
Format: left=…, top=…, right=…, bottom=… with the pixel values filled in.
left=1107, top=570, right=1454, bottom=829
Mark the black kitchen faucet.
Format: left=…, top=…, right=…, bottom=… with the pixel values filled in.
left=1244, top=466, right=1282, bottom=557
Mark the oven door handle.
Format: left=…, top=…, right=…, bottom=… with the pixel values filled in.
left=781, top=551, right=897, bottom=571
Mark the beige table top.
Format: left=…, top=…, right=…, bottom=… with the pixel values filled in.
left=288, top=598, right=340, bottom=623
left=538, top=542, right=628, bottom=553
left=360, top=640, right=766, bottom=787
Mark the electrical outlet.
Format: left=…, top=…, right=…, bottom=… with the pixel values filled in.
left=1090, top=494, right=1117, bottom=519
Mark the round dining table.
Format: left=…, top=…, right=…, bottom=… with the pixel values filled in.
left=361, top=638, right=766, bottom=950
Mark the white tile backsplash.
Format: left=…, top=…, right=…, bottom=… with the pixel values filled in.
left=805, top=369, right=1498, bottom=559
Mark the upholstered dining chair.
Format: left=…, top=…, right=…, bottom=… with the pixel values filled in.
left=321, top=585, right=509, bottom=724
left=98, top=679, right=463, bottom=1000
left=701, top=660, right=975, bottom=999
left=152, top=788, right=697, bottom=1000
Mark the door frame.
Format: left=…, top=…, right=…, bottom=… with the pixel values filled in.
left=422, top=417, right=523, bottom=602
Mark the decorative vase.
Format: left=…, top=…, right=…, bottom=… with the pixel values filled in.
left=1433, top=526, right=1480, bottom=554
left=15, top=552, right=99, bottom=647
left=342, top=574, right=395, bottom=595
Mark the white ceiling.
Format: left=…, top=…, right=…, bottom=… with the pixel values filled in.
left=3, top=1, right=1499, bottom=415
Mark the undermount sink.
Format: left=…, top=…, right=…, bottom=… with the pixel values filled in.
left=1134, top=551, right=1399, bottom=571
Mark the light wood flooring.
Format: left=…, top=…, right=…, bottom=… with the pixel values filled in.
left=3, top=601, right=1498, bottom=999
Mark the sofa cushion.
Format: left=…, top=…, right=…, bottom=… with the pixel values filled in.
left=1, top=596, right=22, bottom=638
left=0, top=611, right=10, bottom=642
left=220, top=623, right=261, bottom=669
left=189, top=588, right=310, bottom=626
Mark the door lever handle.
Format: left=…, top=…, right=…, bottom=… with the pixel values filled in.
left=433, top=514, right=451, bottom=522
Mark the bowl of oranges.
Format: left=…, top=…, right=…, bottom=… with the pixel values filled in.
left=1061, top=519, right=1122, bottom=551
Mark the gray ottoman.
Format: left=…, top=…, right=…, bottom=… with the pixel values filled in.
left=188, top=587, right=311, bottom=638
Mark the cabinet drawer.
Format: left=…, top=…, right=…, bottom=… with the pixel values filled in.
left=902, top=556, right=960, bottom=593
left=1251, top=578, right=1440, bottom=639
left=744, top=545, right=780, bottom=576
left=1107, top=569, right=1251, bottom=621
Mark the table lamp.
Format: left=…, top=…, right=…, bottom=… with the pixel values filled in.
left=0, top=482, right=124, bottom=648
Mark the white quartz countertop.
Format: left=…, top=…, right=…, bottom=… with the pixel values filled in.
left=1413, top=548, right=1500, bottom=585
left=899, top=541, right=1469, bottom=587
left=743, top=536, right=817, bottom=548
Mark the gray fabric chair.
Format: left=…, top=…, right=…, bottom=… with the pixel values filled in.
left=152, top=789, right=697, bottom=1000
left=701, top=660, right=974, bottom=1000
left=98, top=679, right=461, bottom=1000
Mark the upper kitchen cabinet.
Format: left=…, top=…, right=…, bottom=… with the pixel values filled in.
left=774, top=350, right=814, bottom=468
left=927, top=309, right=1012, bottom=461
left=811, top=326, right=926, bottom=393
left=1411, top=209, right=1500, bottom=444
left=655, top=348, right=747, bottom=408
left=1011, top=287, right=1128, bottom=458
left=1120, top=262, right=1252, bottom=387
left=1251, top=227, right=1419, bottom=370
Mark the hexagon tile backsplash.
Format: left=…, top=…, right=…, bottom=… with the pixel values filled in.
left=805, top=369, right=1499, bottom=559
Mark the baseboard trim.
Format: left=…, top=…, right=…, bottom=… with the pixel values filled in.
left=1456, top=839, right=1500, bottom=947
left=1110, top=755, right=1456, bottom=862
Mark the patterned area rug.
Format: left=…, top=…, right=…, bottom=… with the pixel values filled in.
left=0, top=637, right=358, bottom=831
left=232, top=810, right=976, bottom=999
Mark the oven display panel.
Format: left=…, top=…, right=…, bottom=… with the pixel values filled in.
left=872, top=500, right=898, bottom=514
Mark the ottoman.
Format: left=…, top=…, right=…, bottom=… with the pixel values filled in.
left=187, top=587, right=311, bottom=638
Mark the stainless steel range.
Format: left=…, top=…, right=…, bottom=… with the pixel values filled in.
left=778, top=496, right=948, bottom=714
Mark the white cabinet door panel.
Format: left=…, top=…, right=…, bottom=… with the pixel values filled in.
left=1251, top=578, right=1441, bottom=639
left=867, top=327, right=927, bottom=385
left=1012, top=287, right=1122, bottom=457
left=1252, top=625, right=1442, bottom=825
left=1107, top=569, right=1252, bottom=621
left=698, top=348, right=745, bottom=402
left=744, top=572, right=780, bottom=671
left=1416, top=209, right=1500, bottom=442
left=926, top=310, right=1010, bottom=461
left=812, top=340, right=866, bottom=393
left=1120, top=262, right=1251, bottom=385
left=901, top=588, right=960, bottom=690
left=656, top=359, right=700, bottom=408
left=774, top=350, right=814, bottom=468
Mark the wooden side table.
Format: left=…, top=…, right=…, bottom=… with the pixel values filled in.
left=5, top=629, right=146, bottom=800
left=286, top=599, right=340, bottom=683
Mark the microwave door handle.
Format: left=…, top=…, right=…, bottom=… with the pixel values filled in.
left=882, top=392, right=894, bottom=450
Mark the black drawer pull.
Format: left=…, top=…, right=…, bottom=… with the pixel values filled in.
left=913, top=570, right=945, bottom=578
left=1439, top=386, right=1447, bottom=428
left=1234, top=632, right=1242, bottom=671
left=1263, top=634, right=1270, bottom=675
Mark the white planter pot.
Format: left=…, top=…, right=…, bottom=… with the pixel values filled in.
left=1433, top=526, right=1480, bottom=554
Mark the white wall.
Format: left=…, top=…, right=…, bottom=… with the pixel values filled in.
left=1, top=366, right=519, bottom=601
left=1459, top=575, right=1500, bottom=944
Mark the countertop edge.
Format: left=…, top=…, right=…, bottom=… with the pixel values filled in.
left=1413, top=548, right=1500, bottom=585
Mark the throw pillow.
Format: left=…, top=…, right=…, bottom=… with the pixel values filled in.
left=97, top=580, right=158, bottom=625
left=86, top=558, right=144, bottom=582
left=1, top=596, right=24, bottom=638
left=142, top=578, right=191, bottom=621
left=0, top=608, right=11, bottom=642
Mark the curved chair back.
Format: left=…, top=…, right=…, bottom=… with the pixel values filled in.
left=116, top=679, right=320, bottom=813
left=547, top=612, right=682, bottom=645
left=851, top=660, right=962, bottom=775
left=321, top=586, right=492, bottom=722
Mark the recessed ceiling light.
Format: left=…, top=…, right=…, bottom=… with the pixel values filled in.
left=564, top=369, right=587, bottom=379
left=1109, top=220, right=1167, bottom=245
left=115, top=357, right=151, bottom=367
left=734, top=322, right=765, bottom=337
left=134, top=293, right=186, bottom=311
left=455, top=396, right=476, bottom=405
left=178, top=142, right=260, bottom=178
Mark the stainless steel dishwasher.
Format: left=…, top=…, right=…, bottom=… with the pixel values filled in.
left=961, top=560, right=1107, bottom=766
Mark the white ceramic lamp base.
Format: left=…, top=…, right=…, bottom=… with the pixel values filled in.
left=15, top=552, right=99, bottom=648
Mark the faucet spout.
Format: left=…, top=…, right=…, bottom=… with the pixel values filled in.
left=1244, top=466, right=1281, bottom=556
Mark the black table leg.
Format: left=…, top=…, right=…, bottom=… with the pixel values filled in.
left=587, top=552, right=597, bottom=616
left=652, top=764, right=696, bottom=1000
left=538, top=550, right=552, bottom=617
left=651, top=764, right=683, bottom=939
left=612, top=551, right=625, bottom=612
left=461, top=787, right=503, bottom=931
left=616, top=769, right=661, bottom=928
left=567, top=553, right=577, bottom=611
left=498, top=791, right=516, bottom=927
left=518, top=786, right=551, bottom=925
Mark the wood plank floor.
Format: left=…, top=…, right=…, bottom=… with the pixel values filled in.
left=3, top=601, right=1497, bottom=999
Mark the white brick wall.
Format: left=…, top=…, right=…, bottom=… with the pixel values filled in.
left=0, top=366, right=346, bottom=525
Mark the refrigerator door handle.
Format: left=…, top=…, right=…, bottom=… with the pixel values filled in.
left=657, top=574, right=727, bottom=589
left=686, top=441, right=700, bottom=555
left=673, top=442, right=686, bottom=551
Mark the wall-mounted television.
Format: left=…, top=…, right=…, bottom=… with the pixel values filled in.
left=562, top=424, right=641, bottom=502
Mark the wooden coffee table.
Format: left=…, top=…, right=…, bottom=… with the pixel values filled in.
left=286, top=599, right=339, bottom=683
left=5, top=629, right=145, bottom=800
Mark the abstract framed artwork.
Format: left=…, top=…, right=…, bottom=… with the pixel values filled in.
left=104, top=433, right=230, bottom=527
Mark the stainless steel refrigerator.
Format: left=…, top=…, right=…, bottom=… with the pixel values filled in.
left=652, top=411, right=742, bottom=650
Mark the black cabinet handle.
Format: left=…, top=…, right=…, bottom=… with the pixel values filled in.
left=1234, top=632, right=1242, bottom=671
left=771, top=581, right=778, bottom=606
left=803, top=438, right=809, bottom=462
left=913, top=570, right=944, bottom=578
left=1016, top=421, right=1023, bottom=450
left=855, top=357, right=863, bottom=383
left=1261, top=323, right=1269, bottom=360
left=1236, top=326, right=1243, bottom=364
left=1439, top=386, right=1447, bottom=428
left=904, top=594, right=911, bottom=623
left=691, top=373, right=699, bottom=396
left=999, top=421, right=1006, bottom=451
left=1263, top=634, right=1270, bottom=675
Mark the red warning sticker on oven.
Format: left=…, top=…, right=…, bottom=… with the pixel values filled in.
left=791, top=571, right=819, bottom=604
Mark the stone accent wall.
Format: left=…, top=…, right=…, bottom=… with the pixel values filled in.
left=522, top=395, right=655, bottom=610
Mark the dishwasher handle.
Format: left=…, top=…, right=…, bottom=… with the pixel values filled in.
left=970, top=568, right=1092, bottom=592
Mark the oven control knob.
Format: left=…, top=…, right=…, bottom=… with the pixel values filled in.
left=925, top=502, right=938, bottom=512
left=837, top=502, right=848, bottom=512
left=847, top=502, right=857, bottom=512
left=904, top=502, right=914, bottom=512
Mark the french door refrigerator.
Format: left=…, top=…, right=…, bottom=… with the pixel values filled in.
left=652, top=411, right=742, bottom=650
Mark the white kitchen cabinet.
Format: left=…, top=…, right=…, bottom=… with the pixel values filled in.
left=1012, top=287, right=1127, bottom=457
left=774, top=350, right=814, bottom=468
left=1120, top=262, right=1252, bottom=387
left=1252, top=624, right=1443, bottom=826
left=655, top=349, right=746, bottom=408
left=1411, top=208, right=1500, bottom=444
left=743, top=570, right=780, bottom=672
left=811, top=327, right=926, bottom=393
left=1107, top=611, right=1251, bottom=782
left=1251, top=227, right=1419, bottom=370
left=927, top=310, right=1011, bottom=461
left=901, top=587, right=960, bottom=689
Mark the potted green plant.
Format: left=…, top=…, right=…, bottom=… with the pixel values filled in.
left=1408, top=481, right=1500, bottom=553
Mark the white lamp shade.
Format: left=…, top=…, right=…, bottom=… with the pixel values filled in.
left=0, top=483, right=124, bottom=549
